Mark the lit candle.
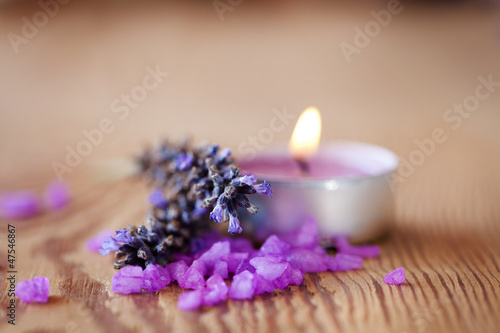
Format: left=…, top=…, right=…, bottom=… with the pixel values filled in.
left=289, top=107, right=322, bottom=175
left=240, top=107, right=399, bottom=242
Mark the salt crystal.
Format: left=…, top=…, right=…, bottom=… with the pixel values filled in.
left=111, top=266, right=144, bottom=294
left=234, top=259, right=256, bottom=275
left=250, top=255, right=283, bottom=266
left=325, top=256, right=339, bottom=272
left=250, top=256, right=288, bottom=281
left=143, top=264, right=171, bottom=292
left=228, top=271, right=256, bottom=300
left=272, top=263, right=302, bottom=289
left=44, top=180, right=70, bottom=210
left=190, top=259, right=208, bottom=276
left=254, top=274, right=275, bottom=295
left=259, top=235, right=290, bottom=255
left=16, top=276, right=49, bottom=303
left=166, top=261, right=188, bottom=283
left=202, top=274, right=228, bottom=306
left=288, top=268, right=304, bottom=285
left=313, top=246, right=327, bottom=256
left=213, top=260, right=229, bottom=279
left=383, top=267, right=405, bottom=285
left=272, top=263, right=293, bottom=290
left=336, top=253, right=363, bottom=271
left=1, top=191, right=40, bottom=219
left=172, top=254, right=193, bottom=266
left=334, top=236, right=380, bottom=258
left=179, top=267, right=205, bottom=290
left=281, top=217, right=318, bottom=250
left=221, top=252, right=248, bottom=273
left=198, top=241, right=230, bottom=270
left=286, top=249, right=327, bottom=272
left=178, top=289, right=203, bottom=311
left=228, top=237, right=255, bottom=253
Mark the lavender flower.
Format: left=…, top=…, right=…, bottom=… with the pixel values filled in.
left=176, top=153, right=194, bottom=171
left=253, top=180, right=272, bottom=198
left=99, top=228, right=134, bottom=256
left=104, top=140, right=271, bottom=269
left=236, top=175, right=256, bottom=186
left=228, top=214, right=242, bottom=235
left=213, top=148, right=231, bottom=164
left=209, top=197, right=226, bottom=223
left=148, top=189, right=168, bottom=208
left=204, top=168, right=270, bottom=234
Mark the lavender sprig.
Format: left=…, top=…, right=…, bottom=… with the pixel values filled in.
left=100, top=140, right=272, bottom=269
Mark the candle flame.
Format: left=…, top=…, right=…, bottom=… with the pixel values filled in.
left=289, top=107, right=321, bottom=161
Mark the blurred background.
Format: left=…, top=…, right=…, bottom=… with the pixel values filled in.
left=1, top=3, right=499, bottom=331
left=1, top=0, right=499, bottom=232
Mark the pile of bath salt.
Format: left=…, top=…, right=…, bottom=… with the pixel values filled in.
left=110, top=218, right=380, bottom=310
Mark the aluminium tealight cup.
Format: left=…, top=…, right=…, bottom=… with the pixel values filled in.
left=239, top=141, right=399, bottom=243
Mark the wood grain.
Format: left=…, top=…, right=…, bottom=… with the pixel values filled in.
left=1, top=1, right=500, bottom=332
left=1, top=176, right=499, bottom=333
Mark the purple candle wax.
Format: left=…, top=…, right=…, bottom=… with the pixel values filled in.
left=240, top=142, right=395, bottom=181
left=241, top=154, right=369, bottom=179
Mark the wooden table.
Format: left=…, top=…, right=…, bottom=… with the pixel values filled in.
left=1, top=1, right=499, bottom=332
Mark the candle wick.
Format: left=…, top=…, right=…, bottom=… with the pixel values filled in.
left=295, top=158, right=310, bottom=176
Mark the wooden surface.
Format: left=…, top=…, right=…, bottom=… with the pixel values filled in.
left=1, top=1, right=500, bottom=332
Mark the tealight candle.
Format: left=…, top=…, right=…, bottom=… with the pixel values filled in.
left=240, top=107, right=398, bottom=242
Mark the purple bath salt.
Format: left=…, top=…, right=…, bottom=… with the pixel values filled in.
left=280, top=217, right=318, bottom=250
left=272, top=263, right=302, bottom=289
left=85, top=230, right=114, bottom=252
left=286, top=249, right=327, bottom=273
left=105, top=214, right=388, bottom=311
left=229, top=271, right=256, bottom=300
left=250, top=256, right=288, bottom=281
left=288, top=267, right=304, bottom=286
left=178, top=267, right=205, bottom=290
left=314, top=246, right=327, bottom=257
left=221, top=252, right=249, bottom=273
left=259, top=235, right=290, bottom=255
left=234, top=259, right=256, bottom=275
left=1, top=191, right=40, bottom=219
left=336, top=253, right=363, bottom=271
left=202, top=274, right=228, bottom=306
left=198, top=241, right=230, bottom=270
left=178, top=289, right=203, bottom=311
left=334, top=236, right=380, bottom=258
left=44, top=180, right=71, bottom=210
left=166, top=261, right=189, bottom=283
left=143, top=264, right=171, bottom=292
left=254, top=274, right=275, bottom=295
left=383, top=267, right=406, bottom=285
left=325, top=256, right=339, bottom=272
left=112, top=266, right=144, bottom=294
left=213, top=260, right=229, bottom=279
left=272, top=263, right=294, bottom=290
left=190, top=259, right=208, bottom=276
left=228, top=237, right=255, bottom=253
left=16, top=277, right=49, bottom=303
left=171, top=254, right=194, bottom=267
left=251, top=254, right=283, bottom=264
